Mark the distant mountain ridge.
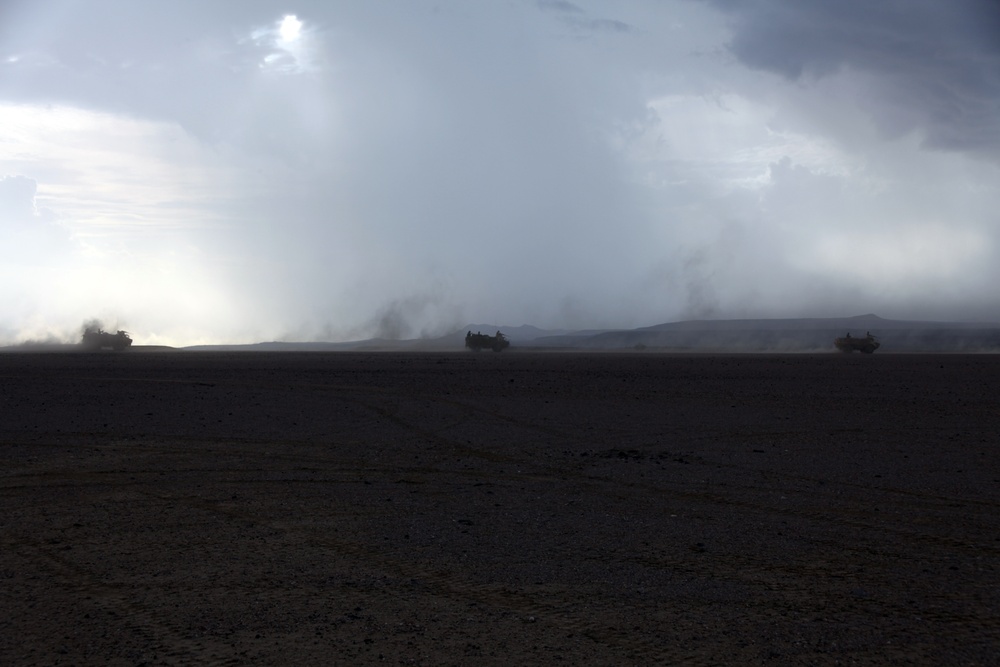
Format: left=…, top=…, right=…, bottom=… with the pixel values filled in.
left=637, top=313, right=1000, bottom=332
left=171, top=314, right=1000, bottom=353
left=529, top=314, right=1000, bottom=352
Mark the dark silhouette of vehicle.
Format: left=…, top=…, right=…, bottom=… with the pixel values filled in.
left=834, top=331, right=880, bottom=354
left=81, top=327, right=132, bottom=351
left=465, top=330, right=510, bottom=352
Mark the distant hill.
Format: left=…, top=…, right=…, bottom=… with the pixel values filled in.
left=164, top=314, right=1000, bottom=353
left=531, top=314, right=1000, bottom=352
left=638, top=313, right=998, bottom=332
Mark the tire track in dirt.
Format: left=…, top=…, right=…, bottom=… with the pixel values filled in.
left=7, top=425, right=996, bottom=567
left=127, top=485, right=721, bottom=665
left=335, top=383, right=1000, bottom=517
left=97, top=416, right=994, bottom=664
left=134, top=471, right=1000, bottom=664
left=342, top=387, right=1000, bottom=558
left=8, top=414, right=996, bottom=560
left=3, top=535, right=245, bottom=667
left=5, top=373, right=996, bottom=661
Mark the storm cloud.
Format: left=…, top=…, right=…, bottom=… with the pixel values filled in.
left=0, top=1, right=997, bottom=345
left=714, top=0, right=1000, bottom=158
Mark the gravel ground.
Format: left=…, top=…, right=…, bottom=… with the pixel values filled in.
left=1, top=351, right=998, bottom=665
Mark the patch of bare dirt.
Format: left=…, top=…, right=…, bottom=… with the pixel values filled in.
left=1, top=352, right=998, bottom=664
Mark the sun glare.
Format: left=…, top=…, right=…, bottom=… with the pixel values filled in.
left=279, top=15, right=302, bottom=42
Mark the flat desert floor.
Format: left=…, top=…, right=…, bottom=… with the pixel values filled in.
left=1, top=351, right=998, bottom=665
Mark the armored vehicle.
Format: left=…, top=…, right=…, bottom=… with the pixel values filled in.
left=82, top=328, right=133, bottom=351
left=465, top=330, right=510, bottom=352
left=834, top=331, right=879, bottom=354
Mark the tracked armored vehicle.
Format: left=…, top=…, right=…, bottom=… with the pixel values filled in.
left=465, top=330, right=509, bottom=352
left=82, top=328, right=133, bottom=351
left=834, top=331, right=880, bottom=354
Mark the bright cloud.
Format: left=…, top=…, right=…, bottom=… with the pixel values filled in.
left=279, top=15, right=302, bottom=42
left=0, top=0, right=998, bottom=344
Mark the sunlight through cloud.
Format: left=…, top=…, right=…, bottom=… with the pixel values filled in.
left=279, top=15, right=302, bottom=42
left=2, top=1, right=999, bottom=343
left=248, top=14, right=316, bottom=74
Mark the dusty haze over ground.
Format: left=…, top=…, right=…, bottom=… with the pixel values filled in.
left=1, top=1, right=999, bottom=346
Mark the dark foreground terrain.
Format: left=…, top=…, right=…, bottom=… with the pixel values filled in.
left=1, top=351, right=998, bottom=665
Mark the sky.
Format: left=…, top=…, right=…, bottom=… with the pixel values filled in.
left=1, top=0, right=998, bottom=345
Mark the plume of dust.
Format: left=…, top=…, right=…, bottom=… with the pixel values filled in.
left=365, top=295, right=464, bottom=341
left=79, top=317, right=129, bottom=342
left=81, top=318, right=105, bottom=337
left=3, top=318, right=111, bottom=347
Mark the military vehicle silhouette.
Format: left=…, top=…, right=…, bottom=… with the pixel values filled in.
left=81, top=327, right=132, bottom=351
left=465, top=330, right=510, bottom=352
left=834, top=331, right=880, bottom=354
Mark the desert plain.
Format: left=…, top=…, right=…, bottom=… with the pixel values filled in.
left=0, top=350, right=998, bottom=665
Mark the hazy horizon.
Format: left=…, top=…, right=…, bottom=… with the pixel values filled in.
left=8, top=311, right=1000, bottom=351
left=2, top=1, right=998, bottom=346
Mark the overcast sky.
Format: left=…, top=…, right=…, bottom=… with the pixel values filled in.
left=1, top=0, right=998, bottom=345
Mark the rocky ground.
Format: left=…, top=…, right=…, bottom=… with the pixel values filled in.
left=1, top=351, right=998, bottom=665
